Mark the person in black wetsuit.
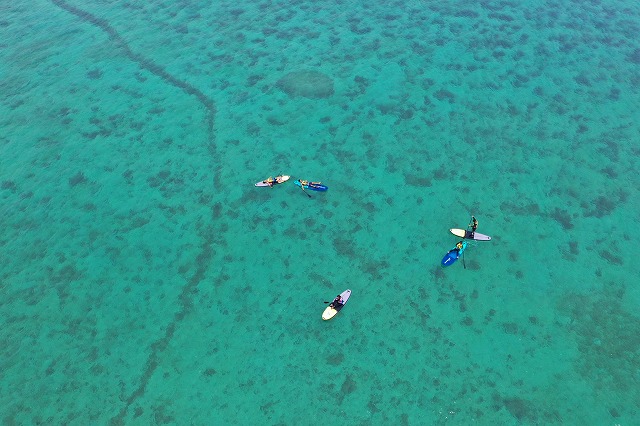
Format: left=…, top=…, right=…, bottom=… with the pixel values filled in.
left=468, top=216, right=478, bottom=238
left=332, top=294, right=343, bottom=308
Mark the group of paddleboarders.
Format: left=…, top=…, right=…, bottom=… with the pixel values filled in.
left=448, top=216, right=478, bottom=255
left=255, top=174, right=327, bottom=194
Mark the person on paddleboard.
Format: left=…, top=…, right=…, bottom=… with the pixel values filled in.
left=263, top=175, right=287, bottom=187
left=469, top=216, right=478, bottom=238
left=332, top=294, right=343, bottom=307
left=296, top=179, right=322, bottom=193
left=450, top=241, right=464, bottom=254
left=298, top=179, right=321, bottom=187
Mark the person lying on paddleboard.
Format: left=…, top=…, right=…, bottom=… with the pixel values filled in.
left=298, top=179, right=322, bottom=187
left=296, top=179, right=322, bottom=193
left=469, top=216, right=478, bottom=238
left=263, top=175, right=287, bottom=187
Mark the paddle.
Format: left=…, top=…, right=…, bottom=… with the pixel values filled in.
left=460, top=241, right=477, bottom=269
left=299, top=182, right=311, bottom=198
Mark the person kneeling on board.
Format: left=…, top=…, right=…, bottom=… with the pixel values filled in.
left=450, top=241, right=464, bottom=254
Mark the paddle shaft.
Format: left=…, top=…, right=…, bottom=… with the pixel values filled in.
left=300, top=184, right=311, bottom=198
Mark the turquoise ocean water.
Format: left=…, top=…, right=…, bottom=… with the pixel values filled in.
left=1, top=0, right=639, bottom=424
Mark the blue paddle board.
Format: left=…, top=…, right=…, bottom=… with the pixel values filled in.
left=294, top=180, right=328, bottom=192
left=441, top=242, right=468, bottom=266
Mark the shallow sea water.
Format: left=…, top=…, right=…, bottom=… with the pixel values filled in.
left=1, top=0, right=639, bottom=424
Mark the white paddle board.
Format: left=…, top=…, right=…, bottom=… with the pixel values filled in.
left=322, top=289, right=351, bottom=320
left=450, top=228, right=491, bottom=241
left=255, top=175, right=290, bottom=187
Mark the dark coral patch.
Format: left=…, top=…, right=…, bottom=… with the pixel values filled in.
left=549, top=208, right=574, bottom=230
left=599, top=249, right=622, bottom=265
left=466, top=259, right=481, bottom=270
left=584, top=195, right=617, bottom=218
left=503, top=397, right=536, bottom=421
left=354, top=75, right=369, bottom=94
left=568, top=241, right=579, bottom=255
left=327, top=353, right=344, bottom=365
left=433, top=89, right=456, bottom=102
left=627, top=48, right=640, bottom=64
left=202, top=368, right=217, bottom=377
left=454, top=10, right=479, bottom=18
left=341, top=374, right=357, bottom=394
left=1, top=180, right=17, bottom=191
left=276, top=70, right=334, bottom=99
left=502, top=322, right=519, bottom=334
left=488, top=13, right=514, bottom=22
left=69, top=172, right=87, bottom=187
left=247, top=74, right=264, bottom=86
left=404, top=174, right=432, bottom=187
left=266, top=116, right=285, bottom=126
left=500, top=202, right=540, bottom=216
left=608, top=88, right=620, bottom=101
left=574, top=74, right=591, bottom=86
left=87, top=68, right=103, bottom=79
left=333, top=237, right=356, bottom=258
left=350, top=24, right=372, bottom=35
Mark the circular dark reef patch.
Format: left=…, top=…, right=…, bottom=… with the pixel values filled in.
left=276, top=70, right=334, bottom=99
